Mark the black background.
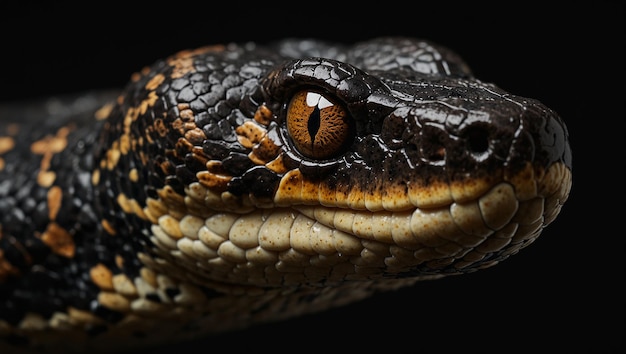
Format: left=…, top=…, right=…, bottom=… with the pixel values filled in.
left=0, top=2, right=623, bottom=353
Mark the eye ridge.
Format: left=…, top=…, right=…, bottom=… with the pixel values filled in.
left=286, top=90, right=353, bottom=160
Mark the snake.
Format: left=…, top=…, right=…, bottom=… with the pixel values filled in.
left=0, top=37, right=572, bottom=353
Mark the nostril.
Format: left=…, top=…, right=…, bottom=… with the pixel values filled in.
left=466, top=125, right=490, bottom=155
left=419, top=124, right=447, bottom=164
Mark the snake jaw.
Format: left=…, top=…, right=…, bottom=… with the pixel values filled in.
left=143, top=158, right=570, bottom=288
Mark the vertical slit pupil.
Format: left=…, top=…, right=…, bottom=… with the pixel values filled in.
left=308, top=107, right=320, bottom=145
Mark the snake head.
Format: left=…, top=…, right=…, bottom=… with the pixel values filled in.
left=252, top=44, right=572, bottom=281
left=98, top=38, right=571, bottom=289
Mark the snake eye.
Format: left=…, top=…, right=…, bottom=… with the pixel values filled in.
left=286, top=90, right=353, bottom=159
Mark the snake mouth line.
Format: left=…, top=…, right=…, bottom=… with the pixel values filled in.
left=292, top=181, right=539, bottom=270
left=144, top=162, right=570, bottom=287
left=296, top=181, right=522, bottom=248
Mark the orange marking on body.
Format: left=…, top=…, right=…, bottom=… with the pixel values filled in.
left=91, top=168, right=101, bottom=186
left=175, top=137, right=194, bottom=154
left=179, top=108, right=194, bottom=121
left=99, top=89, right=161, bottom=173
left=129, top=168, right=139, bottom=182
left=102, top=219, right=117, bottom=236
left=265, top=154, right=289, bottom=174
left=115, top=254, right=125, bottom=269
left=156, top=185, right=185, bottom=208
left=183, top=121, right=197, bottom=133
left=138, top=150, right=149, bottom=165
left=251, top=135, right=281, bottom=163
left=98, top=291, right=131, bottom=312
left=145, top=73, right=165, bottom=91
left=140, top=267, right=158, bottom=287
left=30, top=125, right=74, bottom=188
left=105, top=142, right=121, bottom=170
left=254, top=105, right=273, bottom=126
left=116, top=194, right=134, bottom=214
left=67, top=307, right=106, bottom=326
left=0, top=136, right=15, bottom=154
left=116, top=193, right=148, bottom=220
left=185, top=128, right=207, bottom=145
left=168, top=107, right=207, bottom=148
left=90, top=263, right=114, bottom=290
left=119, top=134, right=131, bottom=155
left=95, top=102, right=114, bottom=121
left=47, top=186, right=63, bottom=220
left=206, top=160, right=227, bottom=174
left=0, top=136, right=14, bottom=168
left=196, top=161, right=232, bottom=192
left=167, top=45, right=225, bottom=79
left=138, top=91, right=159, bottom=116
left=191, top=147, right=209, bottom=166
left=37, top=171, right=56, bottom=188
left=30, top=126, right=72, bottom=154
left=39, top=222, right=75, bottom=258
left=154, top=118, right=168, bottom=137
left=247, top=152, right=265, bottom=166
left=145, top=198, right=168, bottom=223
left=236, top=121, right=267, bottom=148
left=172, top=118, right=185, bottom=134
left=152, top=185, right=189, bottom=220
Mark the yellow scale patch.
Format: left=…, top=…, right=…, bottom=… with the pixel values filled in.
left=0, top=123, right=20, bottom=172
left=36, top=186, right=74, bottom=258
left=30, top=125, right=74, bottom=188
left=86, top=259, right=209, bottom=319
left=18, top=126, right=80, bottom=258
left=0, top=135, right=15, bottom=171
left=94, top=71, right=170, bottom=236
left=196, top=109, right=282, bottom=194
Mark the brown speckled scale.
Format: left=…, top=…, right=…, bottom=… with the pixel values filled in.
left=0, top=37, right=572, bottom=353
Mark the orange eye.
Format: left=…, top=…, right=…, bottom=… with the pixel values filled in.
left=286, top=90, right=352, bottom=159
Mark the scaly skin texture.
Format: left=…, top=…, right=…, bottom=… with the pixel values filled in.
left=0, top=37, right=572, bottom=353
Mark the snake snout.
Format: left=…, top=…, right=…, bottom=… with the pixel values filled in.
left=527, top=103, right=572, bottom=171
